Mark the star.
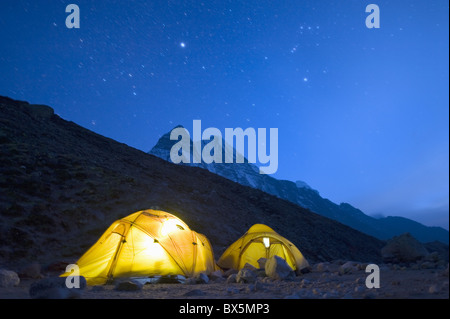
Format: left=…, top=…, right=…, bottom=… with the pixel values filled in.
left=180, top=42, right=186, bottom=48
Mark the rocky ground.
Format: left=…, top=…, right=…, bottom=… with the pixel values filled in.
left=0, top=259, right=448, bottom=300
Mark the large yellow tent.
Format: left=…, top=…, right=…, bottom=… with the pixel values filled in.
left=61, top=209, right=216, bottom=285
left=217, top=224, right=309, bottom=273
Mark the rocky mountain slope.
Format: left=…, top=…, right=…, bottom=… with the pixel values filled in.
left=150, top=128, right=449, bottom=244
left=0, top=96, right=388, bottom=270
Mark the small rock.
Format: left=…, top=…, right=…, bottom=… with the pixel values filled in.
left=254, top=279, right=266, bottom=291
left=209, top=270, right=224, bottom=281
left=411, top=264, right=420, bottom=270
left=428, top=284, right=439, bottom=294
left=242, top=263, right=258, bottom=271
left=265, top=255, right=295, bottom=280
left=155, top=275, right=186, bottom=284
left=194, top=273, right=209, bottom=284
left=0, top=269, right=20, bottom=288
left=257, top=258, right=267, bottom=269
left=421, top=261, right=435, bottom=269
left=312, top=288, right=321, bottom=296
left=114, top=280, right=143, bottom=291
left=236, top=268, right=256, bottom=283
left=339, top=261, right=357, bottom=275
left=29, top=276, right=86, bottom=299
left=255, top=269, right=266, bottom=277
left=315, top=263, right=329, bottom=272
left=300, top=278, right=311, bottom=288
left=184, top=277, right=197, bottom=285
left=245, top=284, right=256, bottom=293
left=356, top=263, right=367, bottom=271
left=224, top=268, right=237, bottom=277
left=226, top=274, right=237, bottom=284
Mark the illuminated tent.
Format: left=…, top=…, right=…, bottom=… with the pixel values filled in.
left=61, top=210, right=216, bottom=285
left=217, top=224, right=309, bottom=273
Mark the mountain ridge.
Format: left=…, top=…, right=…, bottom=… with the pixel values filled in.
left=149, top=126, right=449, bottom=244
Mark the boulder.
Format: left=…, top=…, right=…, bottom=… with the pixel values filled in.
left=29, top=276, right=86, bottom=299
left=265, top=255, right=295, bottom=280
left=242, top=263, right=258, bottom=271
left=236, top=268, right=257, bottom=283
left=381, top=233, right=428, bottom=263
left=0, top=269, right=20, bottom=288
left=223, top=268, right=237, bottom=277
left=209, top=270, right=225, bottom=282
left=181, top=274, right=205, bottom=285
left=425, top=251, right=440, bottom=263
left=339, top=261, right=358, bottom=275
left=257, top=258, right=267, bottom=269
left=193, top=273, right=209, bottom=284
left=226, top=274, right=237, bottom=284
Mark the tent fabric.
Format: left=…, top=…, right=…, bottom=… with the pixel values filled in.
left=217, top=224, right=309, bottom=273
left=61, top=210, right=216, bottom=285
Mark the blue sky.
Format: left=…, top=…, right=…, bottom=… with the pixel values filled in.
left=0, top=1, right=448, bottom=229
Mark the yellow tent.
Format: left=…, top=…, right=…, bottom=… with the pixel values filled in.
left=61, top=209, right=216, bottom=285
left=217, top=224, right=309, bottom=273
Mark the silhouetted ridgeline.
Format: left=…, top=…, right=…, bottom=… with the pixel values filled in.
left=150, top=128, right=449, bottom=244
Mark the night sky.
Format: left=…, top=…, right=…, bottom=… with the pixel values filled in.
left=1, top=1, right=448, bottom=229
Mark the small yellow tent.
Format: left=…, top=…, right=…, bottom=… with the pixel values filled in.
left=217, top=224, right=309, bottom=273
left=61, top=209, right=216, bottom=285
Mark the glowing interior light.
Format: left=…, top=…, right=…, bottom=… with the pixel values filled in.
left=161, top=219, right=181, bottom=236
left=263, top=237, right=270, bottom=248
